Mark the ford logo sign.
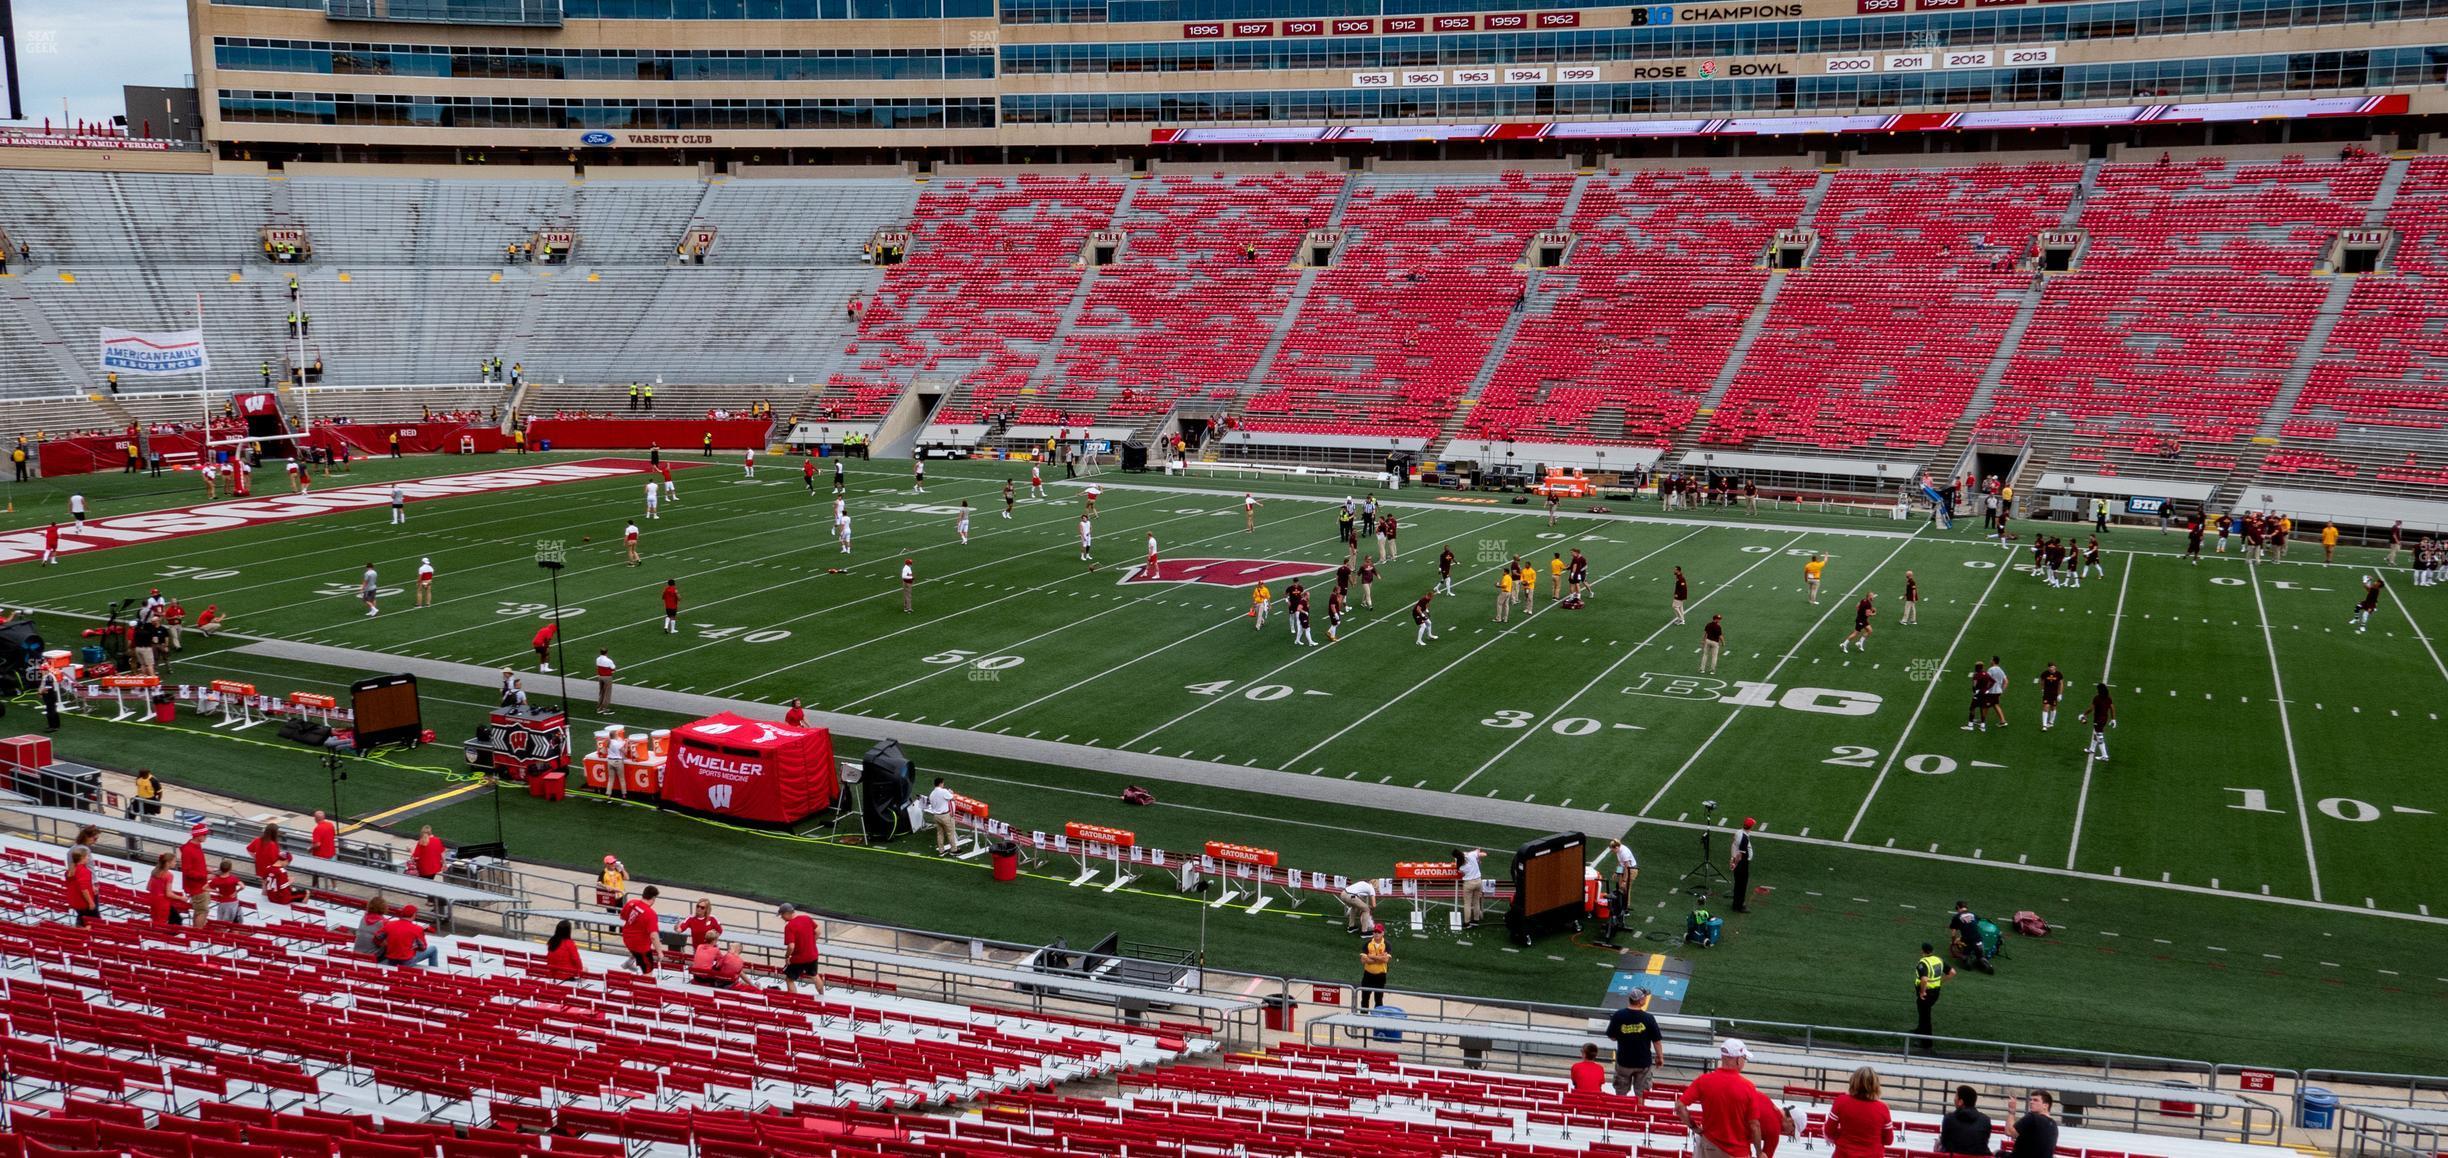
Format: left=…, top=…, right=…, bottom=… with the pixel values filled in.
left=579, top=131, right=616, bottom=146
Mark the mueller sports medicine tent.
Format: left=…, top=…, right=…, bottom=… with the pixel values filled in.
left=664, top=713, right=838, bottom=825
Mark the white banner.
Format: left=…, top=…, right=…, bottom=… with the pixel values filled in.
left=99, top=328, right=210, bottom=377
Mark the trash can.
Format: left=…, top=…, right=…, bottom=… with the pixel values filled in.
left=151, top=693, right=175, bottom=724
left=1262, top=995, right=1297, bottom=1033
left=538, top=439, right=553, bottom=453
left=1365, top=1005, right=1407, bottom=1043
left=990, top=841, right=1019, bottom=883
left=2298, top=1088, right=2337, bottom=1131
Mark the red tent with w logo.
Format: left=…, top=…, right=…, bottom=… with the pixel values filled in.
left=664, top=712, right=837, bottom=825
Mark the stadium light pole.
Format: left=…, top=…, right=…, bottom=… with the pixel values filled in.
left=534, top=540, right=571, bottom=713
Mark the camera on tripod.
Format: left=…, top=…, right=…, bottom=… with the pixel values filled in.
left=1679, top=799, right=1730, bottom=896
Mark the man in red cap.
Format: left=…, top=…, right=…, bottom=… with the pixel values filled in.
left=380, top=904, right=440, bottom=967
left=1730, top=818, right=1757, bottom=913
left=179, top=822, right=212, bottom=925
left=620, top=885, right=661, bottom=972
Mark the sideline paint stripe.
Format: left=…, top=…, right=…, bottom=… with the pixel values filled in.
left=340, top=780, right=491, bottom=833
left=0, top=459, right=694, bottom=567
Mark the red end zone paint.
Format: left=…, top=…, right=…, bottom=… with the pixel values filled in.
left=1117, top=558, right=1335, bottom=587
left=0, top=458, right=683, bottom=567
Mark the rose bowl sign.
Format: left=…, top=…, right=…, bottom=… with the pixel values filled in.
left=1118, top=558, right=1337, bottom=587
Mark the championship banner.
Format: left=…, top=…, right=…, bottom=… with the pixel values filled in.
left=99, top=328, right=210, bottom=377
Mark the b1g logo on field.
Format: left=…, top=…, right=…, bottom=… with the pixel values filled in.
left=1622, top=673, right=1883, bottom=716
left=1118, top=558, right=1335, bottom=587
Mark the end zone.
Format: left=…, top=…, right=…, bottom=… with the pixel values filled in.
left=0, top=458, right=683, bottom=567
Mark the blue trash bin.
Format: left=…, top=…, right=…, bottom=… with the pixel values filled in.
left=538, top=439, right=553, bottom=453
left=1365, top=1005, right=1407, bottom=1043
left=2298, top=1088, right=2337, bottom=1131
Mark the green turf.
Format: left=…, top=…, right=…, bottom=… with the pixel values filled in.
left=8, top=453, right=2445, bottom=1071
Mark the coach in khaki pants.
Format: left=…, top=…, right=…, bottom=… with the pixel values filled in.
left=925, top=778, right=958, bottom=854
left=594, top=650, right=617, bottom=712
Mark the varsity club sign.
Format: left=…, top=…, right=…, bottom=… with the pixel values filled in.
left=1118, top=558, right=1337, bottom=587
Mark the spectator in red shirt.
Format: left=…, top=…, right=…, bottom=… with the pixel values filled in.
left=1569, top=1043, right=1607, bottom=1095
left=1754, top=1091, right=1791, bottom=1158
left=64, top=846, right=98, bottom=926
left=381, top=904, right=440, bottom=968
left=690, top=941, right=747, bottom=989
left=408, top=825, right=446, bottom=878
left=780, top=902, right=821, bottom=993
left=542, top=919, right=585, bottom=978
left=677, top=898, right=723, bottom=948
left=208, top=860, right=245, bottom=924
left=247, top=822, right=293, bottom=904
left=619, top=885, right=662, bottom=972
left=310, top=810, right=337, bottom=860
left=1678, top=1039, right=1764, bottom=1158
left=178, top=823, right=211, bottom=923
left=783, top=698, right=807, bottom=728
left=146, top=852, right=187, bottom=927
left=1824, top=1067, right=1896, bottom=1158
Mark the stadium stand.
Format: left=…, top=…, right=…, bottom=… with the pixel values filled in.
left=1976, top=157, right=2385, bottom=481
left=2275, top=154, right=2448, bottom=497
left=0, top=821, right=2307, bottom=1158
left=1706, top=164, right=2081, bottom=454
left=1049, top=171, right=1344, bottom=427
left=817, top=175, right=1125, bottom=426
left=1462, top=167, right=1817, bottom=452
left=1245, top=172, right=1573, bottom=440
left=8, top=158, right=2448, bottom=522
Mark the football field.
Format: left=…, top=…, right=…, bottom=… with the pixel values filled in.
left=9, top=452, right=2448, bottom=1073
left=7, top=454, right=2445, bottom=925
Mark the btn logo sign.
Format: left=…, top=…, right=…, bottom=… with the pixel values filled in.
left=1118, top=558, right=1336, bottom=587
left=1622, top=673, right=1883, bottom=716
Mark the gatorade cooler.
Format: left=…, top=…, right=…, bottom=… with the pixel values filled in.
left=621, top=758, right=658, bottom=796
left=649, top=729, right=671, bottom=756
left=991, top=841, right=1019, bottom=882
left=582, top=753, right=612, bottom=790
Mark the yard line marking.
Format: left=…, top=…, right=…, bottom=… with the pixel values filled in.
left=638, top=497, right=1218, bottom=687
left=1637, top=532, right=1920, bottom=815
left=2064, top=555, right=2133, bottom=870
left=1117, top=514, right=1544, bottom=749
left=1454, top=530, right=1812, bottom=794
left=2248, top=562, right=2325, bottom=903
left=1283, top=526, right=1705, bottom=770
left=1841, top=548, right=2016, bottom=842
left=2384, top=582, right=2448, bottom=687
left=833, top=521, right=1354, bottom=715
left=378, top=475, right=1057, bottom=651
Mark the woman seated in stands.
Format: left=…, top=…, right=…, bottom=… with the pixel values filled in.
left=354, top=896, right=389, bottom=956
left=542, top=919, right=586, bottom=979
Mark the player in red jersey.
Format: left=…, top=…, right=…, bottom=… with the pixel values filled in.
left=661, top=579, right=681, bottom=634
